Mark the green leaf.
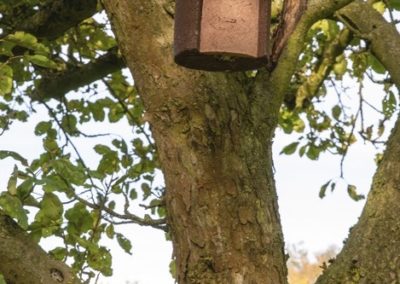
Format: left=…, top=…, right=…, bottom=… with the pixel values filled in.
left=42, top=175, right=70, bottom=194
left=347, top=184, right=365, bottom=201
left=0, top=150, right=28, bottom=166
left=37, top=192, right=63, bottom=221
left=89, top=103, right=105, bottom=121
left=108, top=201, right=116, bottom=210
left=25, top=54, right=58, bottom=69
left=306, top=145, right=320, bottom=160
left=61, top=114, right=78, bottom=135
left=121, top=155, right=133, bottom=168
left=7, top=31, right=37, bottom=48
left=299, top=145, right=307, bottom=157
left=116, top=233, right=132, bottom=254
left=7, top=165, right=18, bottom=195
left=0, top=40, right=15, bottom=56
left=106, top=224, right=115, bottom=239
left=157, top=206, right=166, bottom=218
left=34, top=121, right=52, bottom=136
left=331, top=105, right=342, bottom=121
left=351, top=52, right=368, bottom=78
left=280, top=142, right=299, bottom=155
left=141, top=183, right=152, bottom=200
left=97, top=151, right=120, bottom=175
left=108, top=105, right=124, bottom=123
left=389, top=0, right=400, bottom=9
left=382, top=91, right=397, bottom=118
left=52, top=159, right=86, bottom=185
left=87, top=246, right=113, bottom=276
left=49, top=247, right=67, bottom=261
left=65, top=203, right=94, bottom=234
left=43, top=137, right=60, bottom=155
left=0, top=192, right=28, bottom=229
left=372, top=1, right=386, bottom=13
left=330, top=181, right=336, bottom=192
left=333, top=56, right=347, bottom=78
left=7, top=32, right=48, bottom=53
left=94, top=144, right=112, bottom=155
left=169, top=259, right=176, bottom=279
left=368, top=53, right=386, bottom=74
left=111, top=185, right=122, bottom=194
left=17, top=178, right=34, bottom=201
left=319, top=180, right=331, bottom=199
left=0, top=64, right=13, bottom=96
left=0, top=273, right=6, bottom=284
left=129, top=189, right=138, bottom=200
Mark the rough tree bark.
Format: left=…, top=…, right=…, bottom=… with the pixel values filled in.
left=338, top=1, right=400, bottom=86
left=102, top=1, right=288, bottom=282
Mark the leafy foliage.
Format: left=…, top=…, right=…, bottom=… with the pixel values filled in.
left=0, top=2, right=165, bottom=282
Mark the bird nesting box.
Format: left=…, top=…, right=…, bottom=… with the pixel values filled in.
left=174, top=0, right=271, bottom=71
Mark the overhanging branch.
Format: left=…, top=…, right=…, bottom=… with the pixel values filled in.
left=257, top=0, right=356, bottom=111
left=338, top=0, right=400, bottom=88
left=32, top=47, right=125, bottom=100
left=10, top=0, right=98, bottom=40
left=270, top=0, right=355, bottom=95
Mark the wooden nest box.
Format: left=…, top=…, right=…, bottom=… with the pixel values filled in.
left=174, top=0, right=271, bottom=71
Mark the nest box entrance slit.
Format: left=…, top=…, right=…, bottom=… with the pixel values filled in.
left=174, top=0, right=271, bottom=71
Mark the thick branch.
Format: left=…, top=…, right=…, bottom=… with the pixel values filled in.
left=262, top=0, right=355, bottom=109
left=0, top=210, right=81, bottom=284
left=32, top=47, right=125, bottom=100
left=13, top=0, right=98, bottom=40
left=317, top=113, right=400, bottom=283
left=103, top=1, right=289, bottom=283
left=338, top=0, right=400, bottom=88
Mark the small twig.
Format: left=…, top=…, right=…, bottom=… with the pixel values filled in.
left=73, top=190, right=167, bottom=231
left=139, top=200, right=165, bottom=210
left=40, top=101, right=103, bottom=199
left=339, top=82, right=362, bottom=177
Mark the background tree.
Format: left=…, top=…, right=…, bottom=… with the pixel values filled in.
left=287, top=245, right=338, bottom=284
left=0, top=0, right=399, bottom=283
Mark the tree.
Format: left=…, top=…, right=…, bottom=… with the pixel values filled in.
left=0, top=0, right=399, bottom=283
left=287, top=245, right=339, bottom=284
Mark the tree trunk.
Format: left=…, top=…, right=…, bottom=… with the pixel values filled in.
left=0, top=211, right=81, bottom=284
left=316, top=113, right=400, bottom=283
left=103, top=1, right=287, bottom=283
